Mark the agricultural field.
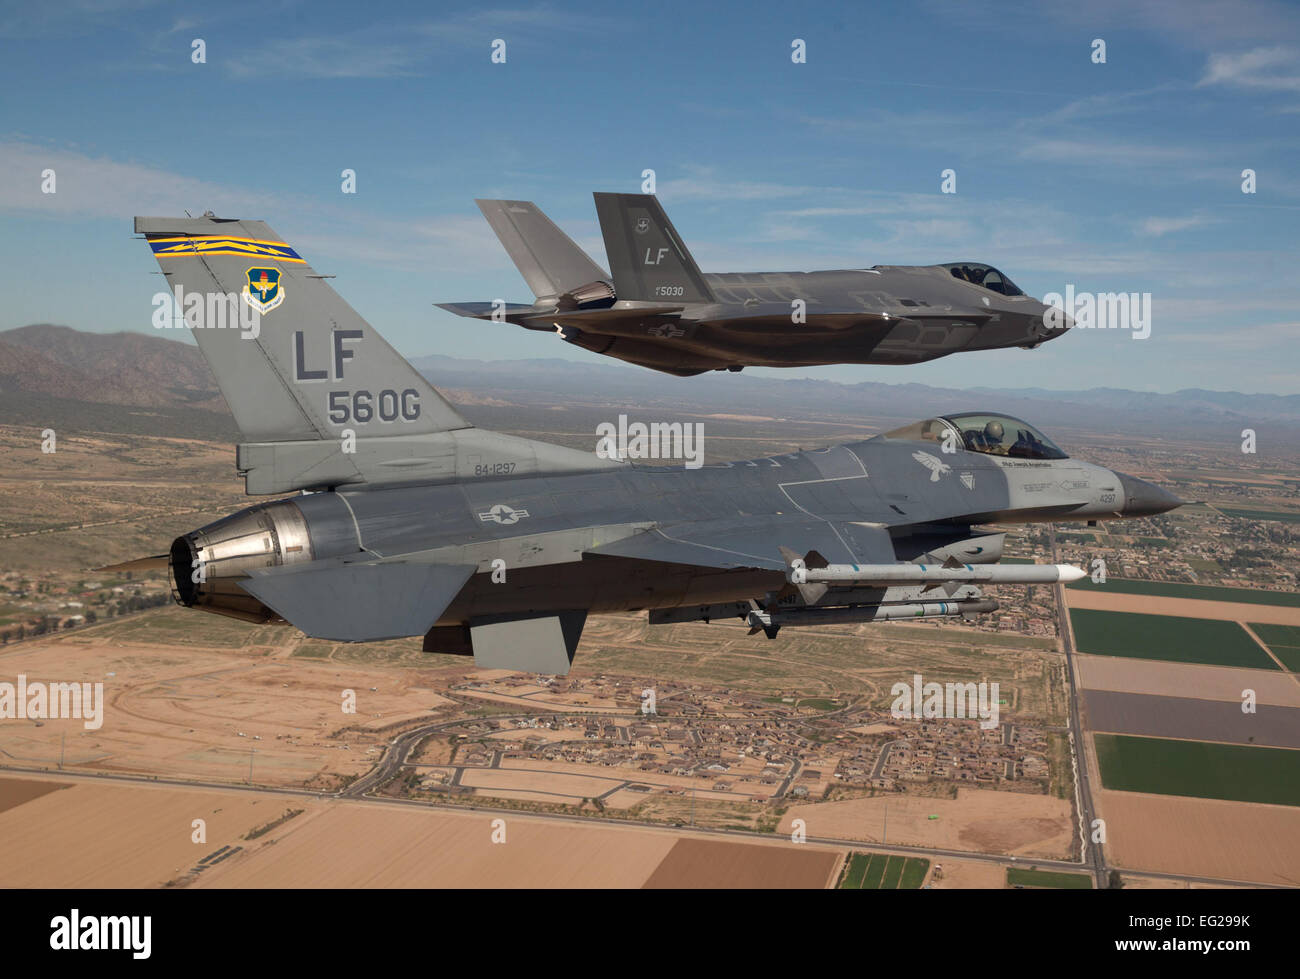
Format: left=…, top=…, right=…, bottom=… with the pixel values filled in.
left=839, top=852, right=930, bottom=889
left=1067, top=577, right=1300, bottom=608
left=1096, top=790, right=1300, bottom=886
left=1094, top=734, right=1300, bottom=806
left=1006, top=867, right=1092, bottom=889
left=1069, top=609, right=1278, bottom=670
left=641, top=838, right=841, bottom=888
left=1215, top=507, right=1300, bottom=524
left=1248, top=623, right=1300, bottom=671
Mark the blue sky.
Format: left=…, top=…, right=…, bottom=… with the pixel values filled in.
left=2, top=0, right=1298, bottom=394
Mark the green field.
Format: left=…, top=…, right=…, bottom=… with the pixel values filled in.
left=1069, top=609, right=1277, bottom=669
left=1248, top=623, right=1300, bottom=671
left=1007, top=867, right=1092, bottom=889
left=1068, top=576, right=1300, bottom=608
left=839, top=852, right=930, bottom=889
left=1095, top=734, right=1300, bottom=806
left=1217, top=507, right=1300, bottom=524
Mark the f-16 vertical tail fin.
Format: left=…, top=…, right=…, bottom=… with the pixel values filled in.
left=134, top=215, right=470, bottom=446
left=593, top=192, right=715, bottom=304
left=475, top=199, right=612, bottom=305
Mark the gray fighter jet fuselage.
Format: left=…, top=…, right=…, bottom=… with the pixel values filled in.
left=440, top=196, right=1070, bottom=376
left=126, top=215, right=1174, bottom=676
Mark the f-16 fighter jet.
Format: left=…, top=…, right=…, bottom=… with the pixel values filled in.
left=119, top=215, right=1176, bottom=675
left=438, top=195, right=1070, bottom=376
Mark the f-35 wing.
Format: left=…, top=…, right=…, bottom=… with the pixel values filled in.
left=435, top=300, right=551, bottom=329
left=438, top=298, right=994, bottom=341
left=435, top=301, right=687, bottom=337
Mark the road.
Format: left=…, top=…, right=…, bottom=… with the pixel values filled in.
left=1051, top=527, right=1108, bottom=889
left=0, top=759, right=1282, bottom=889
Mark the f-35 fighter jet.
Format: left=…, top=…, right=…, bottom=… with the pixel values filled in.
left=438, top=195, right=1070, bottom=376
left=121, top=215, right=1175, bottom=675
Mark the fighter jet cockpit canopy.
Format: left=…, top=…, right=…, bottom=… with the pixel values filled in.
left=942, top=263, right=1024, bottom=297
left=882, top=412, right=1069, bottom=460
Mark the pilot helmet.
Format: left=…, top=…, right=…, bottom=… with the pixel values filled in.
left=983, top=420, right=1004, bottom=442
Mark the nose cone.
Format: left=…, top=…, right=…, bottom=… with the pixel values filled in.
left=1017, top=305, right=1072, bottom=349
left=1039, top=304, right=1073, bottom=338
left=1118, top=473, right=1183, bottom=517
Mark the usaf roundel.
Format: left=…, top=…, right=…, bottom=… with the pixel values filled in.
left=243, top=267, right=285, bottom=314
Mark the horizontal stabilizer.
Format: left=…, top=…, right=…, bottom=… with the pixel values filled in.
left=436, top=301, right=543, bottom=320
left=238, top=560, right=476, bottom=642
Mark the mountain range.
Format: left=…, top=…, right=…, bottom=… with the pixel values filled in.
left=2, top=324, right=1297, bottom=448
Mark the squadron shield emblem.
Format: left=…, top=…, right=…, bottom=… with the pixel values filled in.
left=242, top=267, right=284, bottom=314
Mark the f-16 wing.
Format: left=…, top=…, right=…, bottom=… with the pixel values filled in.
left=584, top=514, right=898, bottom=571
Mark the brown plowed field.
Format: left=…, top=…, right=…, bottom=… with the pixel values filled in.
left=1097, top=790, right=1300, bottom=886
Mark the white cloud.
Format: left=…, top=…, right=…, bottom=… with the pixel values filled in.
left=0, top=140, right=280, bottom=216
left=224, top=5, right=614, bottom=79
left=0, top=139, right=511, bottom=275
left=1137, top=215, right=1214, bottom=236
left=659, top=169, right=822, bottom=202
left=1019, top=138, right=1203, bottom=167
left=1200, top=46, right=1300, bottom=92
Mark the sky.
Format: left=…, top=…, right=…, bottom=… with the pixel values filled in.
left=2, top=0, right=1298, bottom=394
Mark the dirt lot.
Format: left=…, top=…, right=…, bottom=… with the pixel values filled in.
left=779, top=787, right=1074, bottom=859
left=928, top=857, right=1008, bottom=889
left=0, top=629, right=459, bottom=788
left=1096, top=789, right=1300, bottom=886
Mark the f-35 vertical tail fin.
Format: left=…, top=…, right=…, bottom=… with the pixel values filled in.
left=592, top=192, right=714, bottom=304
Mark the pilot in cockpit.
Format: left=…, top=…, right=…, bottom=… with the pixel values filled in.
left=965, top=420, right=1007, bottom=454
